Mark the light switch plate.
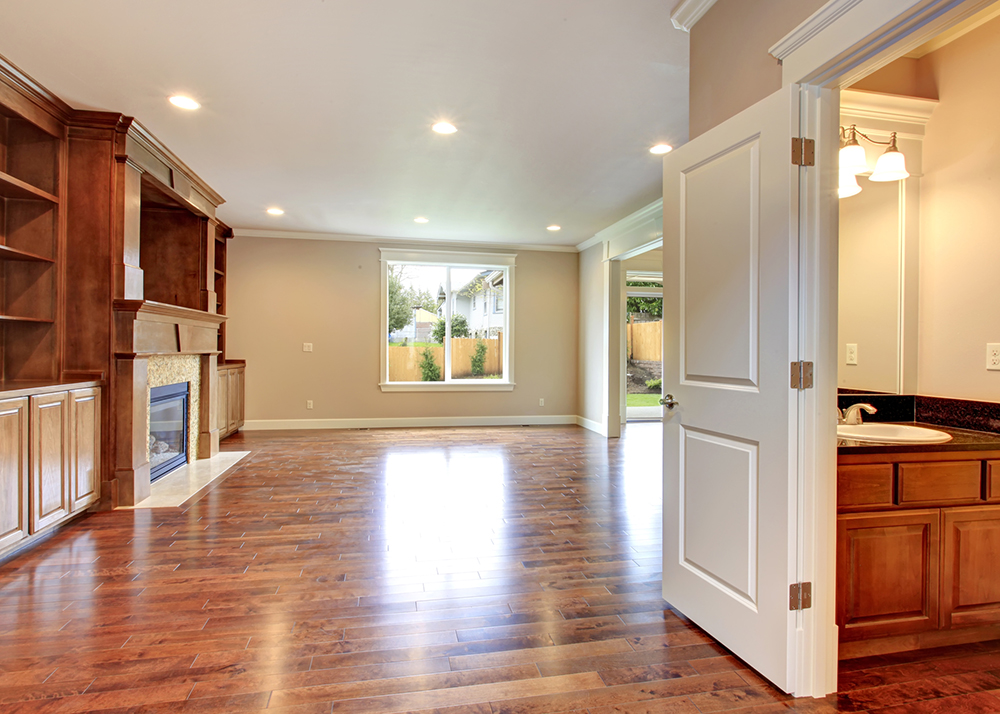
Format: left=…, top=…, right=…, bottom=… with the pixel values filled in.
left=303, top=343, right=313, bottom=352
left=987, top=344, right=1000, bottom=371
left=846, top=343, right=858, bottom=365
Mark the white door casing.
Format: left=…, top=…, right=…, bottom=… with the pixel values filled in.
left=662, top=84, right=800, bottom=692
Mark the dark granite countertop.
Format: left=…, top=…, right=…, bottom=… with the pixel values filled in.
left=838, top=422, right=1000, bottom=454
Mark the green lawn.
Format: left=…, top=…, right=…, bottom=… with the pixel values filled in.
left=627, top=393, right=662, bottom=407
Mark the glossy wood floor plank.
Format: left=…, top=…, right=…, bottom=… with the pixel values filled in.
left=3, top=423, right=1000, bottom=712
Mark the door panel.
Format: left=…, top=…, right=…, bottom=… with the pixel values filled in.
left=682, top=140, right=758, bottom=388
left=681, top=427, right=758, bottom=606
left=663, top=84, right=800, bottom=691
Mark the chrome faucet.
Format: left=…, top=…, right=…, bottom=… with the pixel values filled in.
left=842, top=403, right=877, bottom=425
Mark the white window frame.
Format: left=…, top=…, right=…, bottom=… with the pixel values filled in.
left=379, top=248, right=515, bottom=392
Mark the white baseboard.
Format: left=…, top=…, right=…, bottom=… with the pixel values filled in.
left=575, top=415, right=606, bottom=435
left=243, top=415, right=581, bottom=431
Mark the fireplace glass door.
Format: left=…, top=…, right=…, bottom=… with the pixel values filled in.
left=149, top=382, right=189, bottom=481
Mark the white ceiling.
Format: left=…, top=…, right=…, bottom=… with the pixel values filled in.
left=0, top=1, right=689, bottom=248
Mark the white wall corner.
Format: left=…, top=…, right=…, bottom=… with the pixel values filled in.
left=670, top=0, right=719, bottom=32
left=575, top=415, right=606, bottom=435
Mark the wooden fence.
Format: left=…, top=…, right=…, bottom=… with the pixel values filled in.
left=388, top=336, right=504, bottom=381
left=627, top=320, right=662, bottom=361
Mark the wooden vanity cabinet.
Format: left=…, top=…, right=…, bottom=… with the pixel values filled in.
left=837, top=510, right=940, bottom=641
left=941, top=505, right=1000, bottom=629
left=838, top=449, right=1000, bottom=655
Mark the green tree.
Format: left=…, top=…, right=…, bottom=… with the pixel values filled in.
left=387, top=265, right=413, bottom=333
left=431, top=314, right=470, bottom=343
left=626, top=281, right=663, bottom=319
left=408, top=288, right=437, bottom=313
left=470, top=340, right=488, bottom=376
left=419, top=348, right=441, bottom=381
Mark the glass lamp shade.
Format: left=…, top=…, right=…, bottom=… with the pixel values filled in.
left=839, top=141, right=868, bottom=175
left=839, top=168, right=862, bottom=198
left=869, top=147, right=909, bottom=182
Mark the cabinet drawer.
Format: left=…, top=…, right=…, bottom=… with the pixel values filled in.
left=898, top=462, right=982, bottom=507
left=986, top=461, right=1000, bottom=502
left=838, top=464, right=894, bottom=510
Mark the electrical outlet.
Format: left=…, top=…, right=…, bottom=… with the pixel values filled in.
left=306, top=400, right=313, bottom=409
left=303, top=343, right=313, bottom=352
left=539, top=398, right=545, bottom=407
left=846, top=343, right=858, bottom=366
left=987, top=344, right=1000, bottom=371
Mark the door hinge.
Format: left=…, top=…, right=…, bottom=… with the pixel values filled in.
left=791, top=137, right=815, bottom=166
left=790, top=361, right=814, bottom=390
left=790, top=582, right=812, bottom=611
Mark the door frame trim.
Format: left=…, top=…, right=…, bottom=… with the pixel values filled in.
left=775, top=0, right=999, bottom=697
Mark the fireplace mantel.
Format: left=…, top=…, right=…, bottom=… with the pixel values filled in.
left=114, top=300, right=226, bottom=357
left=113, top=300, right=226, bottom=505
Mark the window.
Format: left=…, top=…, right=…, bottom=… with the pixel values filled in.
left=380, top=249, right=515, bottom=391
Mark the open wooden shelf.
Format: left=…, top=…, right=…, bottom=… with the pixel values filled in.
left=0, top=170, right=58, bottom=203
left=0, top=315, right=54, bottom=324
left=0, top=244, right=55, bottom=263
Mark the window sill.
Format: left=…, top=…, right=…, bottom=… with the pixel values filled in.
left=379, top=381, right=516, bottom=393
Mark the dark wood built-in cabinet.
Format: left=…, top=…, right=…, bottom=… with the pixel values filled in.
left=838, top=449, right=1000, bottom=657
left=0, top=54, right=244, bottom=561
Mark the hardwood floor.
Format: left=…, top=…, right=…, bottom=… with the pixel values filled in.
left=1, top=423, right=1000, bottom=712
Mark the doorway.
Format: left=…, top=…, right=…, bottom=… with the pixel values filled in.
left=622, top=249, right=664, bottom=422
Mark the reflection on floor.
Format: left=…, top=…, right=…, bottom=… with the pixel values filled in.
left=0, top=423, right=998, bottom=712
left=121, top=450, right=249, bottom=509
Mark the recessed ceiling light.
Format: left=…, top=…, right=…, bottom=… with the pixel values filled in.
left=266, top=207, right=284, bottom=216
left=169, top=95, right=201, bottom=110
left=414, top=217, right=429, bottom=223
left=547, top=225, right=561, bottom=231
left=649, top=144, right=673, bottom=155
left=432, top=122, right=457, bottom=134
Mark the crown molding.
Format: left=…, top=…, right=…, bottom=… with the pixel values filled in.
left=769, top=0, right=866, bottom=61
left=231, top=228, right=578, bottom=253
left=577, top=198, right=664, bottom=253
left=670, top=0, right=719, bottom=31
left=840, top=89, right=938, bottom=125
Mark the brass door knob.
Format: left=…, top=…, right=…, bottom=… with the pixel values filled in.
left=659, top=394, right=679, bottom=409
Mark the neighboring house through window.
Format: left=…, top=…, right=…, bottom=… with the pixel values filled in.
left=380, top=248, right=514, bottom=391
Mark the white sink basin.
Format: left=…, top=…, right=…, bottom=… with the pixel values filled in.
left=837, top=423, right=952, bottom=444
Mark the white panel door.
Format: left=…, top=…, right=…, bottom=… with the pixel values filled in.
left=662, top=84, right=800, bottom=691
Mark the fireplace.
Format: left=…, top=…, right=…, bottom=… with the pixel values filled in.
left=149, top=383, right=189, bottom=482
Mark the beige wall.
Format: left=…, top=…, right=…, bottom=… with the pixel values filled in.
left=916, top=16, right=1000, bottom=400
left=578, top=243, right=607, bottom=428
left=689, top=0, right=826, bottom=138
left=227, top=236, right=579, bottom=423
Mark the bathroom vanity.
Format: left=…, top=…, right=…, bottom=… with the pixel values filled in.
left=837, top=425, right=1000, bottom=658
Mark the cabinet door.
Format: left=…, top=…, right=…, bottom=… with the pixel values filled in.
left=217, top=367, right=230, bottom=436
left=70, top=387, right=101, bottom=513
left=0, top=397, right=29, bottom=551
left=837, top=510, right=940, bottom=641
left=227, top=368, right=238, bottom=434
left=235, top=366, right=245, bottom=429
left=941, top=505, right=1000, bottom=629
left=30, top=392, right=70, bottom=533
